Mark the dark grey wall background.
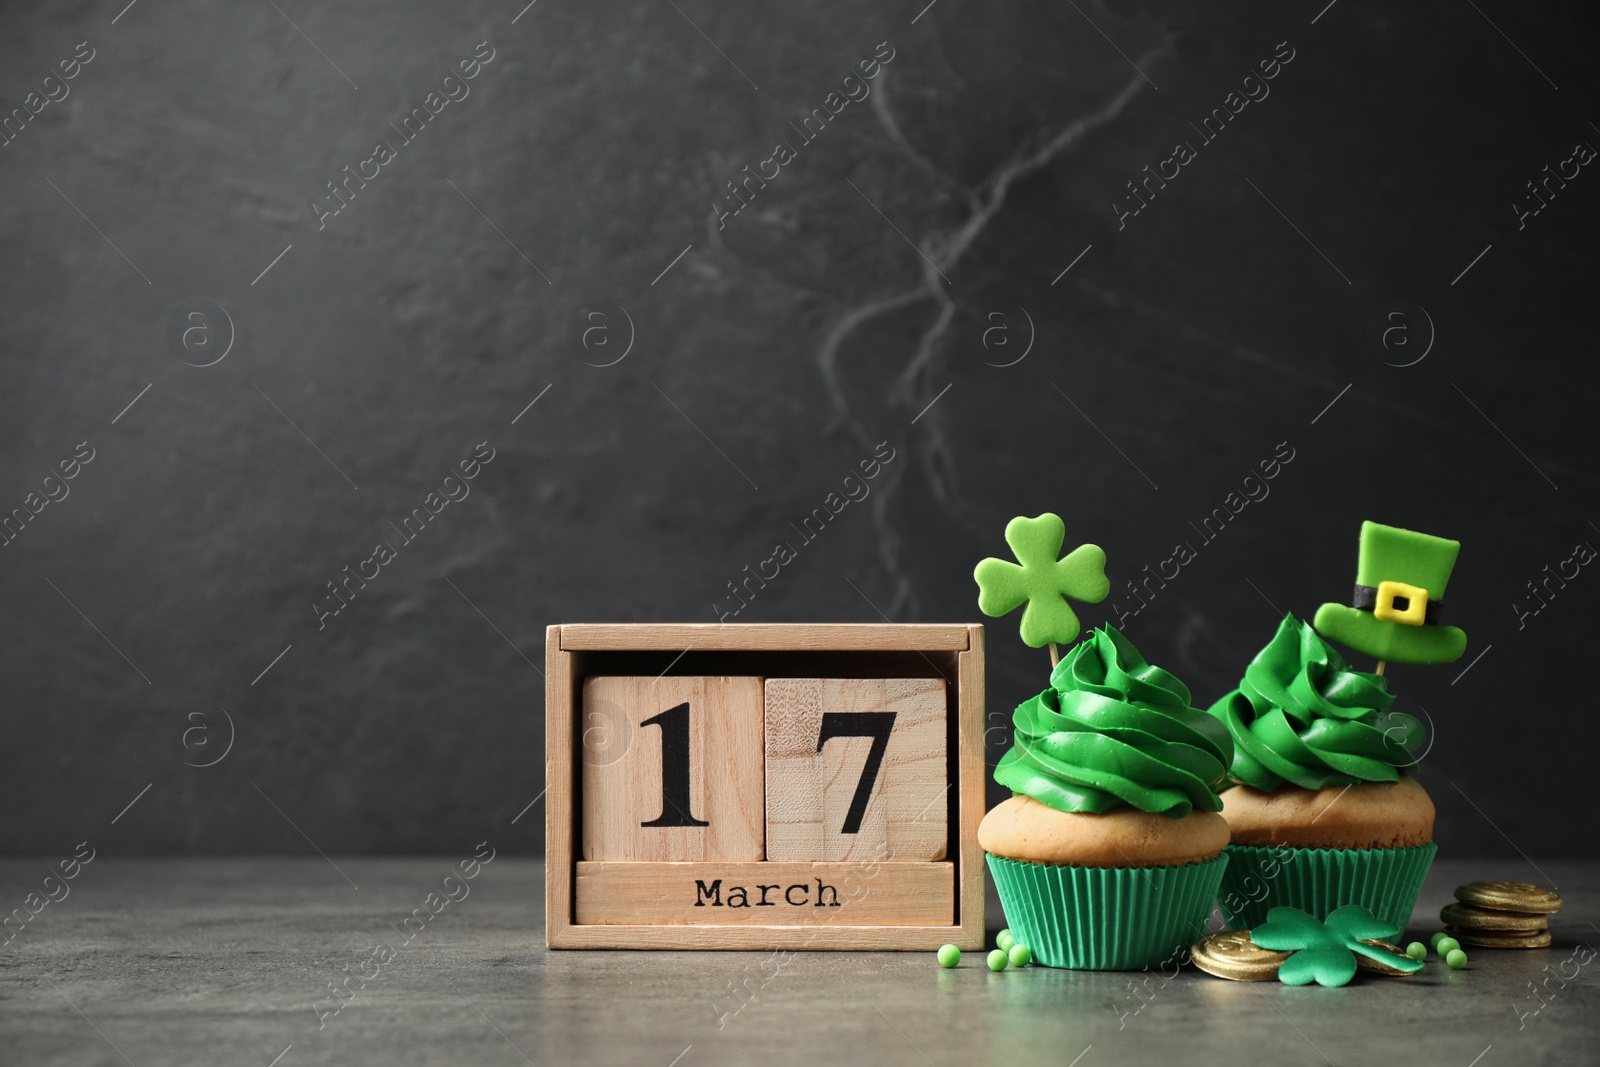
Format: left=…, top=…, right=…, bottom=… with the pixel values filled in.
left=3, top=0, right=1596, bottom=860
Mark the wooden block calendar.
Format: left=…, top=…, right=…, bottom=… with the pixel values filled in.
left=545, top=624, right=985, bottom=950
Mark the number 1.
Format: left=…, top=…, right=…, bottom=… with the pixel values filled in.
left=640, top=702, right=709, bottom=828
left=817, top=711, right=896, bottom=834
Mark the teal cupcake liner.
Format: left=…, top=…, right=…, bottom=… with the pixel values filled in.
left=987, top=853, right=1228, bottom=970
left=1216, top=842, right=1437, bottom=932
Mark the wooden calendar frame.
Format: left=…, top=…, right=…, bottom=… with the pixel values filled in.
left=545, top=623, right=986, bottom=950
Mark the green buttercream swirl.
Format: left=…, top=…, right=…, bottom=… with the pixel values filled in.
left=993, top=625, right=1233, bottom=818
left=1207, top=614, right=1424, bottom=791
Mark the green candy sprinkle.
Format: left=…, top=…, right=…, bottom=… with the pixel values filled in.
left=987, top=949, right=1009, bottom=971
left=1429, top=931, right=1449, bottom=949
left=1436, top=937, right=1461, bottom=956
left=936, top=944, right=960, bottom=968
left=1008, top=944, right=1032, bottom=968
left=1405, top=942, right=1427, bottom=960
left=1446, top=949, right=1468, bottom=970
left=996, top=929, right=1015, bottom=952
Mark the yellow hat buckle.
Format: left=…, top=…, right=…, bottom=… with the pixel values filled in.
left=1373, top=580, right=1429, bottom=626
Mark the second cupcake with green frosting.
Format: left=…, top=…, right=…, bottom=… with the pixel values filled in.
left=1206, top=614, right=1437, bottom=930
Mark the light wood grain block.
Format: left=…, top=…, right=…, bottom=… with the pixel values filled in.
left=576, top=861, right=954, bottom=926
left=581, top=676, right=764, bottom=861
left=545, top=625, right=577, bottom=939
left=764, top=678, right=947, bottom=862
left=956, top=624, right=986, bottom=941
left=558, top=623, right=973, bottom=651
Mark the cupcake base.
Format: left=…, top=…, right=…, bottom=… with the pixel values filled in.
left=987, top=853, right=1228, bottom=970
left=1216, top=842, right=1437, bottom=932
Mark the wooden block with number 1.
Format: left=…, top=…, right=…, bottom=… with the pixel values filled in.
left=581, top=676, right=765, bottom=861
left=764, top=678, right=947, bottom=861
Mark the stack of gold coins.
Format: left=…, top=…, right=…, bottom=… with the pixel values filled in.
left=1440, top=881, right=1562, bottom=949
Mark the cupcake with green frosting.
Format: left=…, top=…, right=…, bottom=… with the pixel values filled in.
left=1207, top=614, right=1436, bottom=931
left=977, top=626, right=1235, bottom=969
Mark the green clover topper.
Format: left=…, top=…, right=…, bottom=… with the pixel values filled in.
left=974, top=513, right=1109, bottom=660
left=1251, top=905, right=1423, bottom=987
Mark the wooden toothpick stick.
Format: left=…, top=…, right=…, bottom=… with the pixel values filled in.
left=1050, top=643, right=1060, bottom=668
left=1375, top=659, right=1387, bottom=676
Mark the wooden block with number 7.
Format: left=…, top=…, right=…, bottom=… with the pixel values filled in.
left=581, top=676, right=765, bottom=861
left=764, top=678, right=947, bottom=861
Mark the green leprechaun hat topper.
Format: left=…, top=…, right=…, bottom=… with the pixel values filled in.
left=1313, top=521, right=1468, bottom=667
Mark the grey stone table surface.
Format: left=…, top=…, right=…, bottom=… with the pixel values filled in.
left=2, top=857, right=1595, bottom=1067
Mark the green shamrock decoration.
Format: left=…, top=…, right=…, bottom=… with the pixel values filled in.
left=973, top=513, right=1109, bottom=649
left=1250, top=905, right=1423, bottom=987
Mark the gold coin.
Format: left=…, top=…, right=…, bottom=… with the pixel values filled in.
left=1191, top=930, right=1289, bottom=981
left=1355, top=939, right=1418, bottom=976
left=1441, top=902, right=1549, bottom=932
left=1445, top=926, right=1553, bottom=949
left=1454, top=880, right=1563, bottom=914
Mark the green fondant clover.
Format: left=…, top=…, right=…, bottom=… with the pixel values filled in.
left=973, top=513, right=1109, bottom=648
left=1250, top=905, right=1422, bottom=988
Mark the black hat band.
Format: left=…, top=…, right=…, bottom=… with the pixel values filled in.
left=1352, top=583, right=1442, bottom=625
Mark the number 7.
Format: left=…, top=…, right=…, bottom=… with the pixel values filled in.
left=816, top=711, right=896, bottom=834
